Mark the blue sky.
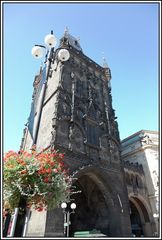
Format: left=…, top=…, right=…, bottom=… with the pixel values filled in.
left=3, top=2, right=159, bottom=153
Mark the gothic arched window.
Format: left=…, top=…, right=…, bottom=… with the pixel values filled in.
left=76, top=78, right=83, bottom=97
left=87, top=123, right=99, bottom=145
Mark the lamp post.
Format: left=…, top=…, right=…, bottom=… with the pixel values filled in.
left=31, top=30, right=70, bottom=147
left=153, top=213, right=159, bottom=236
left=10, top=31, right=70, bottom=238
left=61, top=202, right=76, bottom=237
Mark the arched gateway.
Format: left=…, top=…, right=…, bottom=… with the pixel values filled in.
left=129, top=195, right=154, bottom=237
left=70, top=168, right=121, bottom=236
left=42, top=164, right=132, bottom=237
left=22, top=31, right=133, bottom=237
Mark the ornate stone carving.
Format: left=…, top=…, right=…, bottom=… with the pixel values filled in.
left=123, top=161, right=144, bottom=174
left=75, top=77, right=87, bottom=98
left=99, top=135, right=111, bottom=164
left=89, top=147, right=98, bottom=161
left=100, top=135, right=108, bottom=148
left=69, top=124, right=85, bottom=153
left=111, top=120, right=120, bottom=142
left=58, top=102, right=71, bottom=119
left=56, top=120, right=69, bottom=148
left=75, top=108, right=86, bottom=129
left=109, top=140, right=120, bottom=162
left=62, top=71, right=72, bottom=92
left=87, top=102, right=97, bottom=120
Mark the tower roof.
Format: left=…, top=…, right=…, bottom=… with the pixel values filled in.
left=59, top=28, right=82, bottom=52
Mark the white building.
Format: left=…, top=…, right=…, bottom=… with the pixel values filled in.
left=121, top=130, right=159, bottom=235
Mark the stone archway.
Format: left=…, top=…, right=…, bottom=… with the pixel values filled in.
left=69, top=174, right=110, bottom=237
left=130, top=200, right=144, bottom=237
left=129, top=196, right=153, bottom=237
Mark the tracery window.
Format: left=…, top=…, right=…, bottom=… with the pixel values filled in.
left=87, top=123, right=99, bottom=145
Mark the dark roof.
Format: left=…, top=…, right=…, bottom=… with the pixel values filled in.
left=60, top=32, right=82, bottom=52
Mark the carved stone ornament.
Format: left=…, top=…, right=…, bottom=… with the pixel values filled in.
left=56, top=121, right=69, bottom=148
left=69, top=124, right=85, bottom=153
left=109, top=140, right=120, bottom=162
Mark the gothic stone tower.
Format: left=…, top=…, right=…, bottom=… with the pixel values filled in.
left=21, top=31, right=132, bottom=237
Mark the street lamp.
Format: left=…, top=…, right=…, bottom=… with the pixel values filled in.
left=61, top=202, right=76, bottom=237
left=20, top=31, right=70, bottom=237
left=31, top=32, right=57, bottom=60
left=30, top=30, right=70, bottom=147
left=153, top=213, right=159, bottom=236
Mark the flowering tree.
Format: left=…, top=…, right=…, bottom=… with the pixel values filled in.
left=3, top=147, right=72, bottom=212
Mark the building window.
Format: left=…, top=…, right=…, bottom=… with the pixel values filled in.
left=87, top=124, right=98, bottom=145
left=76, top=79, right=83, bottom=97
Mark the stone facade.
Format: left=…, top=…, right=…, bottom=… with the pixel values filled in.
left=20, top=32, right=158, bottom=237
left=121, top=130, right=159, bottom=236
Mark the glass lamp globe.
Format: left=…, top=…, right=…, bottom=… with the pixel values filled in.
left=153, top=213, right=158, bottom=218
left=61, top=202, right=67, bottom=209
left=44, top=34, right=57, bottom=48
left=70, top=203, right=76, bottom=210
left=31, top=46, right=43, bottom=58
left=58, top=49, right=70, bottom=62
